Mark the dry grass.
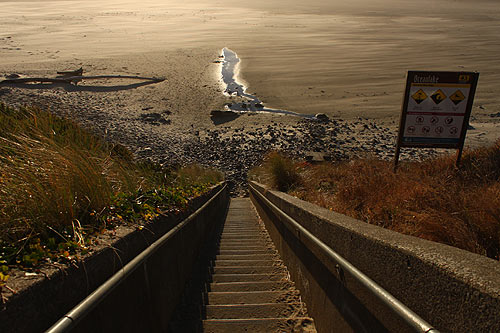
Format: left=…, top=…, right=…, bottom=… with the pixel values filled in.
left=250, top=144, right=500, bottom=260
left=251, top=151, right=302, bottom=192
left=0, top=104, right=222, bottom=264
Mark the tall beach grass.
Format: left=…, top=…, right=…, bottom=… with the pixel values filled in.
left=0, top=103, right=222, bottom=270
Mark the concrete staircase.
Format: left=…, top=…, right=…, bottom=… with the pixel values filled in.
left=203, top=198, right=316, bottom=332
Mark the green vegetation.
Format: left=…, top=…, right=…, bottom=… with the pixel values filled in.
left=266, top=152, right=302, bottom=192
left=250, top=144, right=500, bottom=260
left=0, top=104, right=222, bottom=275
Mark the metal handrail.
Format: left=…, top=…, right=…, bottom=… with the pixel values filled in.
left=249, top=182, right=439, bottom=333
left=46, top=184, right=226, bottom=333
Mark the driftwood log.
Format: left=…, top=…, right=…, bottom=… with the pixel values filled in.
left=0, top=75, right=165, bottom=85
left=57, top=67, right=83, bottom=77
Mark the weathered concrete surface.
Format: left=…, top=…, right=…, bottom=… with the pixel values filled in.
left=0, top=183, right=228, bottom=333
left=249, top=181, right=500, bottom=333
left=200, top=198, right=316, bottom=332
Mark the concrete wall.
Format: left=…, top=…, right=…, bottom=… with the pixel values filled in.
left=249, top=181, right=500, bottom=333
left=1, top=183, right=229, bottom=333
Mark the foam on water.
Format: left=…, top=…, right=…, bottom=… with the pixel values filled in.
left=221, top=47, right=315, bottom=119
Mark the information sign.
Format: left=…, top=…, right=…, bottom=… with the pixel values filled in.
left=394, top=71, right=479, bottom=169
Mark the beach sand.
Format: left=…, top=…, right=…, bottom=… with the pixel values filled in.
left=1, top=0, right=499, bottom=171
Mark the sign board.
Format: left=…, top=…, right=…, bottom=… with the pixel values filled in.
left=394, top=71, right=479, bottom=168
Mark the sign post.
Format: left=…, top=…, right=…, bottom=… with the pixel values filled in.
left=394, top=71, right=479, bottom=171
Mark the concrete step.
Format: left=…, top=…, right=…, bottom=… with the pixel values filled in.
left=203, top=317, right=315, bottom=332
left=219, top=238, right=272, bottom=247
left=221, top=234, right=265, bottom=238
left=218, top=240, right=270, bottom=245
left=217, top=249, right=275, bottom=253
left=221, top=231, right=264, bottom=235
left=213, top=266, right=285, bottom=275
left=218, top=245, right=274, bottom=251
left=218, top=244, right=271, bottom=249
left=222, top=228, right=261, bottom=231
left=218, top=250, right=275, bottom=256
left=206, top=303, right=306, bottom=319
left=212, top=273, right=285, bottom=283
left=219, top=244, right=273, bottom=250
left=220, top=236, right=264, bottom=239
left=210, top=281, right=293, bottom=292
left=223, top=225, right=260, bottom=227
left=214, top=260, right=277, bottom=267
left=219, top=238, right=269, bottom=242
left=216, top=254, right=277, bottom=261
left=220, top=237, right=266, bottom=242
left=222, top=226, right=260, bottom=229
left=207, top=291, right=301, bottom=305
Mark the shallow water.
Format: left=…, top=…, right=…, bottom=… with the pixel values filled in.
left=221, top=47, right=315, bottom=119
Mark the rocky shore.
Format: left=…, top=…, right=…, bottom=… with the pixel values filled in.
left=155, top=118, right=442, bottom=196
left=0, top=81, right=441, bottom=197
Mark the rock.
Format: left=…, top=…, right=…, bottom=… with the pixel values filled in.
left=139, top=112, right=169, bottom=125
left=6, top=73, right=20, bottom=79
left=210, top=110, right=238, bottom=117
left=314, top=113, right=330, bottom=121
left=305, top=151, right=327, bottom=163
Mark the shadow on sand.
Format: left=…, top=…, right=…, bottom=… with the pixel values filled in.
left=0, top=80, right=161, bottom=92
left=210, top=112, right=240, bottom=125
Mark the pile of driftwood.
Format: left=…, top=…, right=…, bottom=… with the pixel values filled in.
left=0, top=67, right=164, bottom=85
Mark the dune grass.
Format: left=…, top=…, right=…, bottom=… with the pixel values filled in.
left=0, top=103, right=222, bottom=274
left=250, top=144, right=500, bottom=260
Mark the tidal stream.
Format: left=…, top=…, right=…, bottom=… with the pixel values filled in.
left=221, top=48, right=316, bottom=119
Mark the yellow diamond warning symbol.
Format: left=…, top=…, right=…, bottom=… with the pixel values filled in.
left=430, top=89, right=447, bottom=104
left=449, top=90, right=466, bottom=105
left=412, top=89, right=427, bottom=104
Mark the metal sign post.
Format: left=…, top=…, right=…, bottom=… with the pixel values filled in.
left=394, top=71, right=479, bottom=171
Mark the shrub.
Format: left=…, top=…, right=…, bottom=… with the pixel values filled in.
left=263, top=152, right=302, bottom=192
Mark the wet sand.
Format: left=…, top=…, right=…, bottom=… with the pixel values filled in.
left=1, top=0, right=499, bottom=157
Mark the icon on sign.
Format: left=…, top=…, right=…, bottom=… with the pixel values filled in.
left=449, top=127, right=458, bottom=135
left=407, top=126, right=416, bottom=134
left=435, top=126, right=444, bottom=134
left=430, top=116, right=439, bottom=124
left=445, top=117, right=453, bottom=125
left=449, top=90, right=466, bottom=105
left=430, top=89, right=447, bottom=104
left=422, top=126, right=430, bottom=134
left=416, top=116, right=424, bottom=124
left=412, top=89, right=428, bottom=104
left=459, top=75, right=470, bottom=82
